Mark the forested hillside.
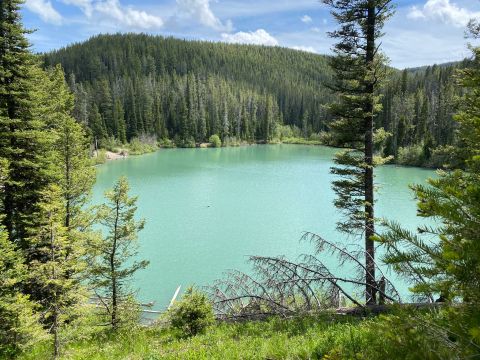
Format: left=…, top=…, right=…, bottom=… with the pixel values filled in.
left=378, top=63, right=467, bottom=165
left=44, top=33, right=464, bottom=166
left=43, top=34, right=334, bottom=146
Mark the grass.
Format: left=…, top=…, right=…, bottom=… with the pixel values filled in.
left=19, top=309, right=460, bottom=360
left=281, top=137, right=324, bottom=146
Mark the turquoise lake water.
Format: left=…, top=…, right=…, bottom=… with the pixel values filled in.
left=92, top=145, right=435, bottom=309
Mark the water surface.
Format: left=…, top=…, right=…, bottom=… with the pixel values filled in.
left=93, top=145, right=435, bottom=308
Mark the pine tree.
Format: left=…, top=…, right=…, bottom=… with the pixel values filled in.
left=302, top=109, right=310, bottom=138
left=89, top=104, right=106, bottom=149
left=324, top=0, right=394, bottom=304
left=27, top=185, right=85, bottom=359
left=0, top=0, right=56, bottom=244
left=222, top=99, right=229, bottom=141
left=196, top=78, right=207, bottom=142
left=0, top=221, right=43, bottom=357
left=113, top=99, right=127, bottom=143
left=44, top=66, right=96, bottom=231
left=97, top=79, right=114, bottom=137
left=380, top=33, right=480, bottom=294
left=90, top=177, right=149, bottom=329
left=0, top=160, right=44, bottom=355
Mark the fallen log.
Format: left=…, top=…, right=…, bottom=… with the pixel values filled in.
left=336, top=302, right=445, bottom=316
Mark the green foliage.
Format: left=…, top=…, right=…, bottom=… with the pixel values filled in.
left=0, top=223, right=45, bottom=357
left=396, top=144, right=425, bottom=166
left=0, top=0, right=57, bottom=245
left=128, top=137, right=158, bottom=155
left=90, top=177, right=149, bottom=329
left=324, top=0, right=394, bottom=304
left=379, top=44, right=480, bottom=355
left=175, top=135, right=196, bottom=148
left=380, top=45, right=480, bottom=303
left=27, top=185, right=87, bottom=357
left=19, top=310, right=468, bottom=360
left=208, top=134, right=222, bottom=148
left=168, top=287, right=215, bottom=337
left=380, top=63, right=463, bottom=166
left=44, top=34, right=330, bottom=145
left=94, top=149, right=108, bottom=164
left=158, top=138, right=176, bottom=148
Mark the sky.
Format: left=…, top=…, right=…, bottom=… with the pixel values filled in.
left=21, top=0, right=480, bottom=69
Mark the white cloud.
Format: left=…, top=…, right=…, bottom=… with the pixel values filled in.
left=407, top=0, right=480, bottom=27
left=61, top=0, right=94, bottom=17
left=291, top=45, right=317, bottom=53
left=95, top=0, right=163, bottom=29
left=301, top=15, right=312, bottom=23
left=175, top=0, right=232, bottom=31
left=311, top=27, right=321, bottom=33
left=61, top=0, right=163, bottom=29
left=221, top=29, right=278, bottom=46
left=24, top=0, right=62, bottom=24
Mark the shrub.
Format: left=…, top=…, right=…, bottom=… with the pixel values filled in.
left=94, top=149, right=107, bottom=164
left=158, top=138, right=176, bottom=148
left=169, top=287, right=215, bottom=337
left=128, top=138, right=158, bottom=155
left=174, top=136, right=196, bottom=148
left=396, top=145, right=424, bottom=166
left=209, top=134, right=222, bottom=148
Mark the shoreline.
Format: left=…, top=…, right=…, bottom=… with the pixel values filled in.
left=95, top=142, right=441, bottom=170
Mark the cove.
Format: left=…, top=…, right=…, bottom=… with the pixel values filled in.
left=92, top=144, right=435, bottom=308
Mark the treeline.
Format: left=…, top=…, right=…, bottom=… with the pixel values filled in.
left=44, top=34, right=333, bottom=146
left=69, top=72, right=281, bottom=147
left=44, top=33, right=464, bottom=167
left=377, top=63, right=467, bottom=166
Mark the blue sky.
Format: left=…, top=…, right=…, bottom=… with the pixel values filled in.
left=22, top=0, right=480, bottom=68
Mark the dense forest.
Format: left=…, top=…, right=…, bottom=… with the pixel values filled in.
left=44, top=34, right=464, bottom=166
left=44, top=34, right=333, bottom=146
left=2, top=0, right=480, bottom=358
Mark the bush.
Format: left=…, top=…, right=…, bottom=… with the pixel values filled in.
left=158, top=138, right=176, bottom=148
left=101, top=136, right=120, bottom=152
left=94, top=149, right=107, bottom=164
left=168, top=287, right=215, bottom=337
left=209, top=134, right=222, bottom=148
left=174, top=136, right=196, bottom=148
left=396, top=145, right=424, bottom=166
left=128, top=137, right=158, bottom=155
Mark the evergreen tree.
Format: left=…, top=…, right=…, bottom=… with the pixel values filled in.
left=379, top=44, right=480, bottom=353
left=90, top=177, right=149, bottom=329
left=27, top=185, right=85, bottom=359
left=0, top=220, right=43, bottom=357
left=0, top=158, right=43, bottom=356
left=302, top=109, right=310, bottom=138
left=0, top=0, right=54, bottom=244
left=47, top=66, right=96, bottom=232
left=324, top=0, right=394, bottom=304
left=222, top=99, right=229, bottom=141
left=89, top=104, right=106, bottom=149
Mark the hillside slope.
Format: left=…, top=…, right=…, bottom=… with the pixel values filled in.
left=44, top=34, right=464, bottom=164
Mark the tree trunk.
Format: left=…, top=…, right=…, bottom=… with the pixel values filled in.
left=53, top=310, right=59, bottom=360
left=365, top=1, right=377, bottom=305
left=110, top=198, right=120, bottom=329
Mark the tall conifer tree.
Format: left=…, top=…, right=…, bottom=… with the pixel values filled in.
left=0, top=0, right=54, bottom=243
left=90, top=177, right=149, bottom=330
left=323, top=0, right=394, bottom=304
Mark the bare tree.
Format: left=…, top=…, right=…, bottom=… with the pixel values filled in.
left=209, top=233, right=400, bottom=320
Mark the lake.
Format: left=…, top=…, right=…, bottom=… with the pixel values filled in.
left=92, top=144, right=435, bottom=309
